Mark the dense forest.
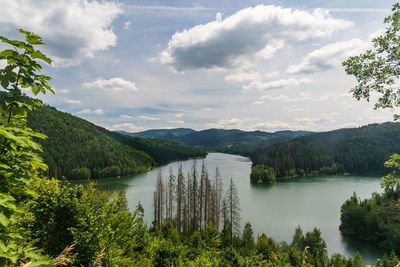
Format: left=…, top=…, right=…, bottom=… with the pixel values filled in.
left=23, top=101, right=206, bottom=180
left=250, top=122, right=400, bottom=183
left=340, top=191, right=400, bottom=253
left=340, top=154, right=400, bottom=253
left=126, top=128, right=311, bottom=156
left=19, top=172, right=399, bottom=266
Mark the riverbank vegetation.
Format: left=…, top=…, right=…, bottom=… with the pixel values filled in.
left=340, top=155, right=400, bottom=254
left=23, top=101, right=207, bottom=180
left=18, top=170, right=399, bottom=266
left=250, top=122, right=400, bottom=183
left=339, top=2, right=400, bottom=256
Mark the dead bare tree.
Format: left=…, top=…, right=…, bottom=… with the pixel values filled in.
left=224, top=178, right=241, bottom=244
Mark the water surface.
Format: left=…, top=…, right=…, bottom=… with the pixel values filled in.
left=77, top=153, right=384, bottom=263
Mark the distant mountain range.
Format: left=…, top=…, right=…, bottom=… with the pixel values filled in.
left=119, top=128, right=312, bottom=156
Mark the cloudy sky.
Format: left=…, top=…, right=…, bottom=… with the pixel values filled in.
left=0, top=0, right=398, bottom=132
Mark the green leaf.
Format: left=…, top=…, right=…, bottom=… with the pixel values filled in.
left=0, top=77, right=9, bottom=89
left=0, top=49, right=18, bottom=58
left=0, top=212, right=10, bottom=227
left=31, top=83, right=41, bottom=95
left=31, top=50, right=52, bottom=64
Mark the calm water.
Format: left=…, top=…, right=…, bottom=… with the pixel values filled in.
left=77, top=153, right=384, bottom=263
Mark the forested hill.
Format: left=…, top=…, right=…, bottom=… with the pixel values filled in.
left=26, top=104, right=206, bottom=180
left=120, top=128, right=195, bottom=138
left=250, top=122, right=400, bottom=182
left=123, top=128, right=311, bottom=155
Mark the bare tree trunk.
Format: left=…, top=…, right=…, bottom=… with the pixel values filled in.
left=199, top=160, right=206, bottom=230
left=153, top=191, right=158, bottom=230
left=215, top=167, right=223, bottom=230
left=168, top=167, right=175, bottom=220
left=191, top=160, right=198, bottom=233
left=224, top=178, right=241, bottom=245
left=177, top=165, right=184, bottom=233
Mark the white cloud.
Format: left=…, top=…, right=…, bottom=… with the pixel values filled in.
left=78, top=108, right=104, bottom=115
left=244, top=77, right=312, bottom=91
left=161, top=5, right=352, bottom=71
left=124, top=21, right=131, bottom=29
left=83, top=77, right=138, bottom=93
left=287, top=38, right=366, bottom=74
left=175, top=113, right=184, bottom=118
left=339, top=122, right=358, bottom=128
left=252, top=121, right=294, bottom=130
left=64, top=98, right=81, bottom=104
left=205, top=118, right=242, bottom=129
left=108, top=123, right=146, bottom=133
left=250, top=113, right=338, bottom=131
left=140, top=115, right=160, bottom=121
left=225, top=69, right=281, bottom=90
left=0, top=0, right=123, bottom=67
left=260, top=92, right=349, bottom=103
left=295, top=113, right=337, bottom=125
left=125, top=5, right=212, bottom=12
left=216, top=12, right=223, bottom=22
left=261, top=94, right=291, bottom=102
left=57, top=89, right=70, bottom=94
left=168, top=120, right=185, bottom=124
left=283, top=107, right=306, bottom=113
left=256, top=39, right=285, bottom=60
left=225, top=70, right=262, bottom=83
left=120, top=114, right=133, bottom=119
left=253, top=100, right=264, bottom=105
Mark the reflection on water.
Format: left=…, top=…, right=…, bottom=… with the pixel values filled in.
left=74, top=153, right=384, bottom=264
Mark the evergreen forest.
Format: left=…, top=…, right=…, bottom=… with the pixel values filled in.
left=22, top=98, right=207, bottom=180
left=250, top=122, right=400, bottom=183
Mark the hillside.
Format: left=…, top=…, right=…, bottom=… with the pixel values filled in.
left=250, top=122, right=400, bottom=182
left=26, top=104, right=206, bottom=180
left=121, top=128, right=195, bottom=138
left=123, top=128, right=311, bottom=156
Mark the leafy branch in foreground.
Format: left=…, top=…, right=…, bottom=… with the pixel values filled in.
left=0, top=29, right=54, bottom=266
left=343, top=3, right=400, bottom=118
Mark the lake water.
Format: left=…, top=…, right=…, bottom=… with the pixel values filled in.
left=78, top=152, right=384, bottom=263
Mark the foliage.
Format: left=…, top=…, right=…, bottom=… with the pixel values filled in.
left=241, top=222, right=255, bottom=256
left=108, top=129, right=207, bottom=165
left=19, top=174, right=378, bottom=267
left=19, top=102, right=207, bottom=179
left=250, top=165, right=276, bottom=184
left=343, top=3, right=400, bottom=120
left=0, top=29, right=54, bottom=266
left=129, top=127, right=310, bottom=156
left=19, top=178, right=149, bottom=266
left=340, top=189, right=400, bottom=252
left=339, top=3, right=400, bottom=258
left=250, top=122, right=400, bottom=181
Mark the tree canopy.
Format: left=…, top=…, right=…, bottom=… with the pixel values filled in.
left=343, top=3, right=400, bottom=119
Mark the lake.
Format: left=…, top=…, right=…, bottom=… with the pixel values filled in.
left=78, top=152, right=384, bottom=263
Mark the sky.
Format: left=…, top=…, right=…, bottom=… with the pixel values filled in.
left=0, top=0, right=398, bottom=132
